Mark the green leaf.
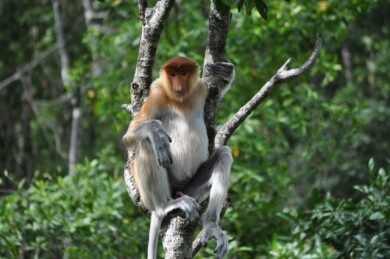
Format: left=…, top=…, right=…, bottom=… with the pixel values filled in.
left=368, top=158, right=375, bottom=172
left=17, top=179, right=26, bottom=190
left=276, top=212, right=296, bottom=222
left=370, top=235, right=379, bottom=245
left=220, top=0, right=235, bottom=6
left=215, top=0, right=231, bottom=15
left=254, top=0, right=268, bottom=20
left=369, top=212, right=384, bottom=220
left=310, top=188, right=324, bottom=204
left=237, top=0, right=245, bottom=12
left=378, top=168, right=386, bottom=178
left=245, top=0, right=254, bottom=15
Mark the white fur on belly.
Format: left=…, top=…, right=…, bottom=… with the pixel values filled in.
left=166, top=108, right=208, bottom=184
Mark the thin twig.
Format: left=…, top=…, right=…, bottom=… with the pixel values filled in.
left=0, top=46, right=57, bottom=91
left=214, top=34, right=322, bottom=148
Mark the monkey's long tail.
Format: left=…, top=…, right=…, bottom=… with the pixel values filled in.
left=148, top=211, right=162, bottom=259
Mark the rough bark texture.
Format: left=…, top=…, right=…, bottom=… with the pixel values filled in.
left=123, top=0, right=175, bottom=117
left=202, top=0, right=232, bottom=153
left=161, top=216, right=198, bottom=259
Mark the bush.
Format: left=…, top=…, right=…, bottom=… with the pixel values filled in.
left=270, top=159, right=390, bottom=258
left=0, top=159, right=148, bottom=258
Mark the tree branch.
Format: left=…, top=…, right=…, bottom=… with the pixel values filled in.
left=202, top=0, right=232, bottom=152
left=214, top=34, right=322, bottom=148
left=123, top=0, right=175, bottom=210
left=0, top=45, right=57, bottom=91
left=122, top=0, right=175, bottom=117
left=138, top=0, right=148, bottom=25
left=52, top=0, right=72, bottom=87
left=191, top=0, right=233, bottom=256
left=123, top=0, right=175, bottom=208
left=52, top=0, right=81, bottom=177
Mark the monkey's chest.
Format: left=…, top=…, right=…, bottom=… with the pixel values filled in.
left=163, top=111, right=208, bottom=187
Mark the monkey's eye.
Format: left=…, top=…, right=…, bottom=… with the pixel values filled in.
left=180, top=71, right=187, bottom=76
left=170, top=72, right=176, bottom=77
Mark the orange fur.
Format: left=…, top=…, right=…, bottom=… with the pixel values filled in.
left=160, top=57, right=200, bottom=103
left=123, top=57, right=208, bottom=145
left=140, top=56, right=207, bottom=116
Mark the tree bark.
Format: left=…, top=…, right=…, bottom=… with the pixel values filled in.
left=123, top=0, right=175, bottom=207
left=52, top=0, right=80, bottom=176
left=122, top=0, right=176, bottom=117
left=52, top=0, right=71, bottom=87
left=202, top=0, right=232, bottom=153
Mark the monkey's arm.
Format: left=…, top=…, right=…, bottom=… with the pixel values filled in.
left=123, top=120, right=172, bottom=167
left=122, top=89, right=173, bottom=168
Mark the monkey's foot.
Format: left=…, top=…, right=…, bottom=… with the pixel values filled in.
left=198, top=222, right=228, bottom=259
left=164, top=195, right=200, bottom=221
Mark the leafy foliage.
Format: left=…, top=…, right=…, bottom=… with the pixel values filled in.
left=272, top=161, right=390, bottom=258
left=0, top=158, right=148, bottom=258
left=217, top=0, right=268, bottom=19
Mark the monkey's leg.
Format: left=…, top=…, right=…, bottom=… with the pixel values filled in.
left=136, top=140, right=200, bottom=220
left=136, top=141, right=200, bottom=259
left=181, top=146, right=233, bottom=259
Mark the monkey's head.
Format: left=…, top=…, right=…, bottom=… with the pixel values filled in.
left=161, top=56, right=199, bottom=102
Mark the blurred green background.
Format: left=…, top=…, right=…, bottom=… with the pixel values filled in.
left=1, top=0, right=389, bottom=258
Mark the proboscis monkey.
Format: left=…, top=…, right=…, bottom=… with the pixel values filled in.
left=123, top=56, right=234, bottom=259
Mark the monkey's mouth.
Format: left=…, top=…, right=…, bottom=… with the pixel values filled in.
left=174, top=91, right=187, bottom=97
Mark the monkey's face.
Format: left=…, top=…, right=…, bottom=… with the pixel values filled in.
left=161, top=56, right=199, bottom=102
left=168, top=68, right=191, bottom=97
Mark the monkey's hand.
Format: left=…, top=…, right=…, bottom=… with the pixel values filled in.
left=204, top=61, right=235, bottom=97
left=146, top=120, right=173, bottom=168
left=164, top=195, right=200, bottom=222
left=205, top=62, right=235, bottom=81
left=198, top=222, right=228, bottom=259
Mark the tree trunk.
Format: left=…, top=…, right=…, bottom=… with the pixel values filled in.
left=52, top=0, right=80, bottom=176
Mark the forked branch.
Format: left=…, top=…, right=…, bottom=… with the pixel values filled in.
left=123, top=0, right=175, bottom=213
left=122, top=0, right=175, bottom=117
left=0, top=45, right=57, bottom=91
left=214, top=34, right=322, bottom=148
